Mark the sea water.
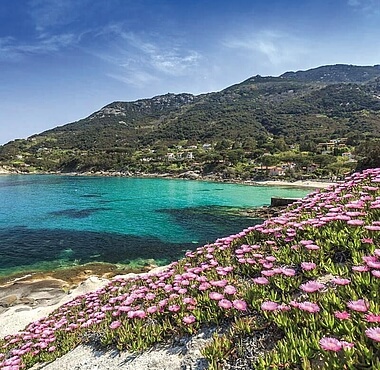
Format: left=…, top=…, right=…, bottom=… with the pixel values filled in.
left=0, top=175, right=311, bottom=277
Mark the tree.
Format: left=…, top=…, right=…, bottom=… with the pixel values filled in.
left=260, top=154, right=279, bottom=168
left=355, top=140, right=380, bottom=171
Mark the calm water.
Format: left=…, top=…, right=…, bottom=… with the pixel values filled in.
left=0, top=175, right=311, bottom=277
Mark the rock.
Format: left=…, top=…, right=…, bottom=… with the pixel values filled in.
left=178, top=171, right=201, bottom=180
left=0, top=294, right=18, bottom=307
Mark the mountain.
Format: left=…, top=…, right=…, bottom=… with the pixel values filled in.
left=0, top=64, right=380, bottom=173
left=280, top=64, right=380, bottom=83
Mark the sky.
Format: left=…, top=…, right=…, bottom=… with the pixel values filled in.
left=0, top=0, right=379, bottom=145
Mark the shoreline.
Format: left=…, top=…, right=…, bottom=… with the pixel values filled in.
left=0, top=263, right=167, bottom=338
left=0, top=168, right=336, bottom=189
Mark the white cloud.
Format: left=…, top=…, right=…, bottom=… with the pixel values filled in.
left=347, top=0, right=380, bottom=15
left=28, top=0, right=87, bottom=32
left=107, top=70, right=159, bottom=87
left=116, top=31, right=202, bottom=76
left=0, top=33, right=79, bottom=61
left=90, top=27, right=202, bottom=87
left=223, top=29, right=309, bottom=67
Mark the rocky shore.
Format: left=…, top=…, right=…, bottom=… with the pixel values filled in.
left=1, top=265, right=218, bottom=370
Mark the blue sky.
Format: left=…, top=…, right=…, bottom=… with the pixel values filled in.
left=0, top=0, right=379, bottom=144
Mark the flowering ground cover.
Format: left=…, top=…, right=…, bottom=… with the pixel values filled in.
left=1, top=168, right=380, bottom=369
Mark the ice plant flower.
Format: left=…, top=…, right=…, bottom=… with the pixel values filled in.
left=304, top=244, right=320, bottom=250
left=371, top=270, right=380, bottom=278
left=146, top=306, right=158, bottom=314
left=261, top=301, right=279, bottom=311
left=218, top=299, right=233, bottom=309
left=280, top=267, right=296, bottom=276
left=347, top=299, right=369, bottom=312
left=352, top=265, right=370, bottom=272
left=253, top=277, right=270, bottom=285
left=183, top=315, right=196, bottom=324
left=300, top=281, right=325, bottom=293
left=233, top=299, right=247, bottom=311
left=365, top=313, right=380, bottom=323
left=301, top=262, right=316, bottom=271
left=334, top=311, right=351, bottom=320
left=298, top=301, right=320, bottom=313
left=331, top=277, right=351, bottom=285
left=209, top=292, right=224, bottom=301
left=319, top=337, right=343, bottom=352
left=168, top=304, right=181, bottom=312
left=109, top=321, right=121, bottom=329
left=365, top=327, right=380, bottom=342
left=224, top=285, right=237, bottom=295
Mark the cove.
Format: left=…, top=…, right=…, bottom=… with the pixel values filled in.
left=0, top=175, right=311, bottom=277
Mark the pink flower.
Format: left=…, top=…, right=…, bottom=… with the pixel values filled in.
left=261, top=301, right=279, bottom=311
left=224, top=285, right=237, bottom=295
left=371, top=270, right=380, bottom=278
left=304, top=244, right=320, bottom=251
left=300, top=240, right=314, bottom=245
left=319, top=337, right=343, bottom=351
left=210, top=279, right=228, bottom=287
left=361, top=238, right=374, bottom=244
left=168, top=305, right=181, bottom=312
left=266, top=256, right=276, bottom=262
left=183, top=297, right=197, bottom=305
left=277, top=304, right=291, bottom=311
left=233, top=299, right=247, bottom=311
left=334, top=311, right=351, bottom=320
left=365, top=225, right=380, bottom=231
left=300, top=281, right=325, bottom=293
left=365, top=313, right=380, bottom=323
left=218, top=299, right=233, bottom=309
left=183, top=315, right=196, bottom=324
left=298, top=301, right=320, bottom=313
left=366, top=259, right=380, bottom=268
left=347, top=299, right=369, bottom=312
left=347, top=219, right=364, bottom=226
left=362, top=256, right=377, bottom=264
left=134, top=310, right=147, bottom=319
left=301, top=262, right=316, bottom=271
left=331, top=277, right=351, bottom=285
left=147, top=306, right=158, bottom=314
left=109, top=321, right=121, bottom=329
left=341, top=341, right=354, bottom=350
left=199, top=282, right=211, bottom=291
left=209, top=292, right=224, bottom=301
left=261, top=269, right=276, bottom=277
left=253, top=277, right=269, bottom=285
left=280, top=268, right=296, bottom=276
left=352, top=265, right=370, bottom=272
left=365, top=327, right=380, bottom=342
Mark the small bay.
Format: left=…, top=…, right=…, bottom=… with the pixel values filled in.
left=0, top=175, right=311, bottom=278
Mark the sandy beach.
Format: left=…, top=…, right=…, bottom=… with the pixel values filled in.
left=250, top=179, right=336, bottom=189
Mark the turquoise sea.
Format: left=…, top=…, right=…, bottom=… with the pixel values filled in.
left=0, top=175, right=312, bottom=277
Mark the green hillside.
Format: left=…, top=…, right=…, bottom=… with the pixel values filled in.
left=1, top=64, right=379, bottom=176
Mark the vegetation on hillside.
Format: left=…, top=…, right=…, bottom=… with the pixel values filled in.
left=1, top=168, right=380, bottom=369
left=0, top=65, right=379, bottom=180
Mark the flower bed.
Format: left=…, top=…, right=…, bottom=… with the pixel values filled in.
left=1, top=168, right=380, bottom=369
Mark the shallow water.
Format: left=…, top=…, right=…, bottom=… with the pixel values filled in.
left=0, top=175, right=310, bottom=277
